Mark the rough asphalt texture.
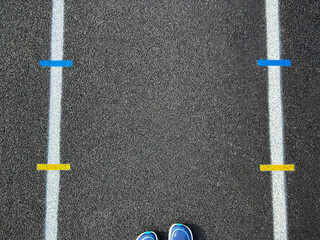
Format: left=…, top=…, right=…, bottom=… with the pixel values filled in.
left=1, top=0, right=319, bottom=239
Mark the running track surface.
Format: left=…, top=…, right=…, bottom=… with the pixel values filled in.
left=1, top=0, right=319, bottom=239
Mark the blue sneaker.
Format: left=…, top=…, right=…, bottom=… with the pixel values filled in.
left=168, top=223, right=193, bottom=240
left=136, top=231, right=158, bottom=240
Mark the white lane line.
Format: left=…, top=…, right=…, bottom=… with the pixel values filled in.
left=265, top=0, right=288, bottom=239
left=45, top=0, right=65, bottom=240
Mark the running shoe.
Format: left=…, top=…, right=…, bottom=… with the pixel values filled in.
left=168, top=223, right=193, bottom=240
left=136, top=231, right=158, bottom=240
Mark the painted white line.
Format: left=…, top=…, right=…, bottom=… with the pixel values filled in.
left=45, top=0, right=65, bottom=239
left=265, top=0, right=288, bottom=239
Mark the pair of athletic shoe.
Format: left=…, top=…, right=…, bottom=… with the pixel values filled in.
left=136, top=223, right=193, bottom=240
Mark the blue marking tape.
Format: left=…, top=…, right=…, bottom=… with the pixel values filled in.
left=257, top=60, right=291, bottom=66
left=40, top=60, right=73, bottom=67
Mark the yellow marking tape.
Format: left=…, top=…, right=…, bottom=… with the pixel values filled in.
left=260, top=164, right=294, bottom=171
left=37, top=164, right=70, bottom=171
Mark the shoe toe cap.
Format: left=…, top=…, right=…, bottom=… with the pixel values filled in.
left=136, top=231, right=157, bottom=240
left=169, top=224, right=193, bottom=240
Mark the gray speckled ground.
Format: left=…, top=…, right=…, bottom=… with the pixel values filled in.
left=1, top=0, right=319, bottom=239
